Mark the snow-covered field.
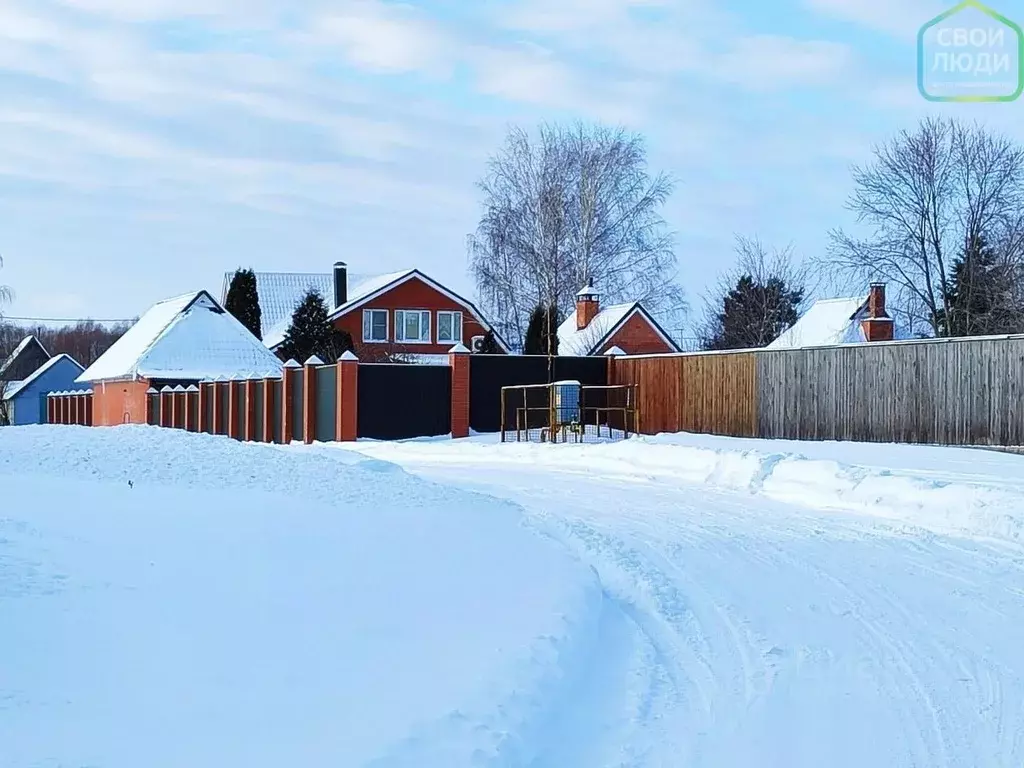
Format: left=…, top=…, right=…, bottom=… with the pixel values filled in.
left=4, top=425, right=1024, bottom=766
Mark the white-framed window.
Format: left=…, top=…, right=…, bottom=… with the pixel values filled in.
left=395, top=310, right=431, bottom=343
left=362, top=309, right=389, bottom=343
left=437, top=311, right=463, bottom=344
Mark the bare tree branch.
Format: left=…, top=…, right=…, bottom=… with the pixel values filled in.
left=469, top=122, right=686, bottom=349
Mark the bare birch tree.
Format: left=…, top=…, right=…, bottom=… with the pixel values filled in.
left=821, top=117, right=1024, bottom=336
left=468, top=122, right=685, bottom=350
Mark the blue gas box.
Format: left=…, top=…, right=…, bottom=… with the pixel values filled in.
left=552, top=380, right=581, bottom=425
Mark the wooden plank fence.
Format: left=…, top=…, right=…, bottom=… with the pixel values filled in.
left=610, top=334, right=1024, bottom=446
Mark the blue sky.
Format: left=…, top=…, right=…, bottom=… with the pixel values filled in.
left=1, top=0, right=1022, bottom=332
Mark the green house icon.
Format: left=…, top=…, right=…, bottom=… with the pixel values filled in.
left=917, top=0, right=1024, bottom=102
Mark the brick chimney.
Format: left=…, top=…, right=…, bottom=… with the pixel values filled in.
left=333, top=262, right=348, bottom=309
left=861, top=282, right=894, bottom=342
left=576, top=281, right=600, bottom=330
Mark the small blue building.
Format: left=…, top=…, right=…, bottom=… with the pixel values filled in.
left=2, top=354, right=85, bottom=425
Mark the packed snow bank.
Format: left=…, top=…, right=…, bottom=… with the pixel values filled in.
left=0, top=426, right=603, bottom=768
left=335, top=433, right=1024, bottom=542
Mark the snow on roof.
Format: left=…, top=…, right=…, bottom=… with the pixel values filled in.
left=249, top=270, right=412, bottom=350
left=0, top=335, right=49, bottom=378
left=3, top=354, right=83, bottom=400
left=77, top=291, right=283, bottom=383
left=557, top=303, right=637, bottom=356
left=767, top=296, right=869, bottom=350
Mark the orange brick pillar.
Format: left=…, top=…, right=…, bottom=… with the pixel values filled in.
left=262, top=376, right=276, bottom=443
left=227, top=380, right=242, bottom=440
left=449, top=344, right=470, bottom=439
left=336, top=352, right=359, bottom=442
left=303, top=356, right=323, bottom=445
left=282, top=359, right=300, bottom=444
left=185, top=386, right=198, bottom=432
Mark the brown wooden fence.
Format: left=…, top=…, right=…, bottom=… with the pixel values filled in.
left=610, top=335, right=1024, bottom=446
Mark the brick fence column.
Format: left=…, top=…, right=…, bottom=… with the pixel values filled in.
left=227, top=379, right=241, bottom=440
left=449, top=343, right=470, bottom=439
left=262, top=375, right=276, bottom=443
left=336, top=351, right=359, bottom=442
left=282, top=359, right=300, bottom=444
left=303, top=356, right=323, bottom=445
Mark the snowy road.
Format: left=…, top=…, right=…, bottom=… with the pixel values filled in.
left=345, top=438, right=1024, bottom=767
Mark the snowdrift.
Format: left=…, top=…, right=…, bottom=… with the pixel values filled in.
left=343, top=432, right=1024, bottom=543
left=0, top=426, right=604, bottom=768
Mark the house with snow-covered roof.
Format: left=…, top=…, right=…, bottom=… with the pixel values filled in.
left=222, top=262, right=509, bottom=363
left=768, top=283, right=906, bottom=350
left=0, top=335, right=50, bottom=385
left=2, top=354, right=84, bottom=425
left=77, top=290, right=283, bottom=426
left=557, top=282, right=680, bottom=357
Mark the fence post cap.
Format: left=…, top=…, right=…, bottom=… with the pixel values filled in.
left=186, top=384, right=199, bottom=392
left=160, top=385, right=174, bottom=393
left=304, top=355, right=325, bottom=366
left=147, top=387, right=159, bottom=394
left=603, top=345, right=626, bottom=356
left=338, top=350, right=359, bottom=362
left=173, top=384, right=187, bottom=392
left=283, top=359, right=302, bottom=369
left=448, top=343, right=470, bottom=354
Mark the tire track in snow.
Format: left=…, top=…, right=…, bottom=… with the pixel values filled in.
left=332, top=447, right=1024, bottom=767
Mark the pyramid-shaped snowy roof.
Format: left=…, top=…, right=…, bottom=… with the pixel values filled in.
left=77, top=291, right=283, bottom=383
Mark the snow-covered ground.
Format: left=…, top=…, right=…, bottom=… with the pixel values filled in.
left=4, top=425, right=1024, bottom=767
left=1, top=427, right=603, bottom=767
left=334, top=433, right=1024, bottom=767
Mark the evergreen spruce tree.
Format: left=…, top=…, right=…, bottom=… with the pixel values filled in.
left=225, top=268, right=263, bottom=340
left=278, top=290, right=353, bottom=362
left=940, top=235, right=1014, bottom=336
left=478, top=330, right=503, bottom=354
left=703, top=275, right=803, bottom=350
left=523, top=303, right=559, bottom=355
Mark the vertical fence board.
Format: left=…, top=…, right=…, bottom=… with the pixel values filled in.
left=316, top=365, right=338, bottom=443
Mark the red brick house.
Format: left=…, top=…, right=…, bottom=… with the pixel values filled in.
left=225, top=263, right=510, bottom=363
left=557, top=283, right=681, bottom=357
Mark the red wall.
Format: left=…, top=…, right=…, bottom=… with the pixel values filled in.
left=598, top=313, right=675, bottom=356
left=92, top=379, right=150, bottom=426
left=333, top=276, right=492, bottom=361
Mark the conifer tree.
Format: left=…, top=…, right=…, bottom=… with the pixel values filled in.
left=278, top=290, right=354, bottom=362
left=523, top=303, right=559, bottom=355
left=225, top=268, right=262, bottom=340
